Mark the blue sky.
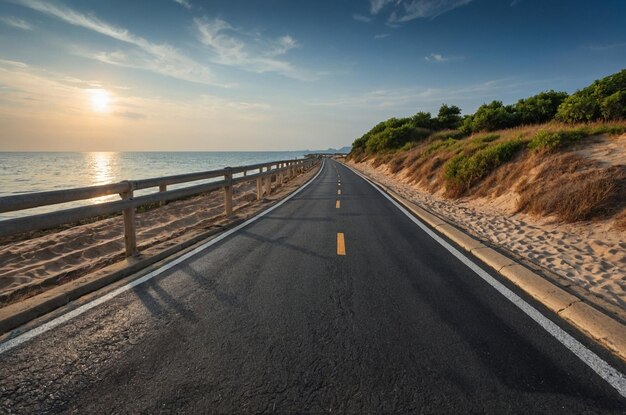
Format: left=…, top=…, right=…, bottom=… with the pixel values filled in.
left=0, top=0, right=624, bottom=151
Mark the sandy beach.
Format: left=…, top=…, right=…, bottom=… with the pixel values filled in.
left=0, top=166, right=318, bottom=306
left=347, top=153, right=626, bottom=317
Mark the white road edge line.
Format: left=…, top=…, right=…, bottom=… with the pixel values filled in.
left=0, top=160, right=326, bottom=355
left=342, top=161, right=626, bottom=399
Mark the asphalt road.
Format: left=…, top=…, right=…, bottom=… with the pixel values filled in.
left=1, top=159, right=625, bottom=414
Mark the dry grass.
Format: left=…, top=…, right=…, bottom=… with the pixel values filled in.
left=352, top=120, right=626, bottom=225
left=615, top=209, right=626, bottom=230
left=516, top=154, right=626, bottom=222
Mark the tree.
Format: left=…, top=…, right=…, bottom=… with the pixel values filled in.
left=411, top=111, right=434, bottom=129
left=556, top=69, right=626, bottom=123
left=515, top=90, right=568, bottom=124
left=437, top=104, right=462, bottom=130
left=555, top=94, right=600, bottom=123
left=472, top=101, right=518, bottom=132
left=601, top=91, right=626, bottom=120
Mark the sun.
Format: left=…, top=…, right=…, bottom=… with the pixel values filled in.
left=89, top=89, right=111, bottom=113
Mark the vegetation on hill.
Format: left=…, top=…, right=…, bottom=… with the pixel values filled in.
left=348, top=70, right=626, bottom=226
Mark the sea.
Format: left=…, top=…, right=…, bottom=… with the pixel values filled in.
left=0, top=151, right=311, bottom=219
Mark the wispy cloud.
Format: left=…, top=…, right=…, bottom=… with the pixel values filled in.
left=0, top=58, right=28, bottom=68
left=305, top=78, right=541, bottom=110
left=424, top=52, right=462, bottom=62
left=194, top=17, right=316, bottom=81
left=13, top=0, right=219, bottom=86
left=0, top=15, right=32, bottom=30
left=510, top=0, right=522, bottom=6
left=173, top=0, right=192, bottom=10
left=352, top=13, right=372, bottom=22
left=360, top=0, right=473, bottom=24
left=370, top=0, right=395, bottom=15
left=388, top=0, right=473, bottom=22
left=374, top=33, right=390, bottom=39
left=0, top=58, right=272, bottom=123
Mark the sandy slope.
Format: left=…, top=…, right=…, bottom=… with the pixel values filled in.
left=0, top=168, right=317, bottom=306
left=347, top=159, right=625, bottom=314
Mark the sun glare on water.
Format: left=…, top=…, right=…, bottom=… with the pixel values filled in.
left=89, top=89, right=111, bottom=113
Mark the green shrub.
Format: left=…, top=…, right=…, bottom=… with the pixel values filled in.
left=527, top=129, right=588, bottom=151
left=601, top=91, right=626, bottom=120
left=588, top=124, right=626, bottom=136
left=430, top=129, right=467, bottom=141
left=473, top=134, right=500, bottom=144
left=437, top=104, right=462, bottom=130
left=445, top=140, right=524, bottom=190
left=556, top=69, right=626, bottom=123
left=424, top=138, right=457, bottom=156
left=472, top=101, right=518, bottom=131
left=410, top=112, right=435, bottom=129
left=555, top=95, right=600, bottom=123
left=515, top=90, right=568, bottom=124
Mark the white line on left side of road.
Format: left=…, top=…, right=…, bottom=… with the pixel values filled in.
left=0, top=160, right=327, bottom=355
left=344, top=163, right=626, bottom=399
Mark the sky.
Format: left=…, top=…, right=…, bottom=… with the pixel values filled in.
left=0, top=0, right=624, bottom=151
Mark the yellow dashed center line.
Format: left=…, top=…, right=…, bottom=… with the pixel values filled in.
left=337, top=232, right=346, bottom=256
left=336, top=200, right=340, bottom=209
left=337, top=189, right=341, bottom=195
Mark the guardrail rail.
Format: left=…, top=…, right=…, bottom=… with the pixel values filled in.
left=0, top=157, right=320, bottom=257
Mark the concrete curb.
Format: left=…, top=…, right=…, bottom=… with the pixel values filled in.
left=0, top=163, right=322, bottom=336
left=346, top=162, right=626, bottom=362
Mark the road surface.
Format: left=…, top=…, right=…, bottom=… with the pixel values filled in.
left=0, top=159, right=625, bottom=413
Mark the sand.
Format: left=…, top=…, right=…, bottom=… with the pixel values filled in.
left=0, top=167, right=318, bottom=306
left=347, top=159, right=625, bottom=315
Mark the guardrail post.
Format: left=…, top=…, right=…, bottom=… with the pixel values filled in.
left=265, top=171, right=272, bottom=196
left=256, top=175, right=262, bottom=200
left=159, top=184, right=167, bottom=206
left=224, top=167, right=233, bottom=217
left=121, top=181, right=138, bottom=257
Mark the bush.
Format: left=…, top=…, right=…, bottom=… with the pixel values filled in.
left=601, top=91, right=626, bottom=120
left=472, top=101, right=518, bottom=132
left=555, top=95, right=600, bottom=123
left=445, top=140, right=524, bottom=192
left=515, top=90, right=568, bottom=124
left=437, top=104, right=462, bottom=130
left=556, top=69, right=626, bottom=123
left=424, top=138, right=457, bottom=157
left=411, top=112, right=435, bottom=129
left=430, top=129, right=467, bottom=141
left=527, top=129, right=588, bottom=152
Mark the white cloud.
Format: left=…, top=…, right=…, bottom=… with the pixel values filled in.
left=389, top=0, right=473, bottom=22
left=0, top=59, right=272, bottom=123
left=374, top=33, right=390, bottom=39
left=194, top=17, right=315, bottom=81
left=305, top=78, right=538, bottom=110
left=510, top=0, right=522, bottom=6
left=0, top=15, right=32, bottom=30
left=353, top=13, right=372, bottom=22
left=361, top=0, right=473, bottom=24
left=0, top=58, right=28, bottom=68
left=173, top=0, right=192, bottom=10
left=370, top=0, right=396, bottom=15
left=14, top=0, right=219, bottom=86
left=424, top=52, right=464, bottom=62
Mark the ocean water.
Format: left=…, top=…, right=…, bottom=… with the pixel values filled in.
left=0, top=152, right=309, bottom=219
